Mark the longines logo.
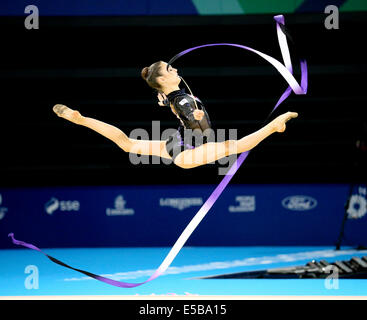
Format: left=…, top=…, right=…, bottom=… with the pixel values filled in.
left=159, top=197, right=203, bottom=211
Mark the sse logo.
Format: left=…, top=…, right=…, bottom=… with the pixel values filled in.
left=45, top=197, right=80, bottom=215
left=282, top=195, right=317, bottom=211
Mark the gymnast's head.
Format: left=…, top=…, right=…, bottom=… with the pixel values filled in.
left=141, top=61, right=181, bottom=92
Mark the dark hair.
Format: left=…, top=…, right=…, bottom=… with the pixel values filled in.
left=141, top=61, right=164, bottom=90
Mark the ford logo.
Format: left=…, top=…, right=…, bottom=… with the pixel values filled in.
left=282, top=195, right=317, bottom=211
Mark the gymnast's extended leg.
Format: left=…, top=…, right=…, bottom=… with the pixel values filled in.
left=52, top=104, right=172, bottom=159
left=173, top=111, right=298, bottom=169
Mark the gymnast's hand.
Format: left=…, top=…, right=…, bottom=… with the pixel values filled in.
left=193, top=109, right=204, bottom=121
left=157, top=92, right=169, bottom=107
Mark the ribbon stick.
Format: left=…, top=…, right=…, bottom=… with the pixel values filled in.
left=9, top=15, right=308, bottom=288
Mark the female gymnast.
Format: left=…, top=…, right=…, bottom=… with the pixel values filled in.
left=53, top=61, right=298, bottom=169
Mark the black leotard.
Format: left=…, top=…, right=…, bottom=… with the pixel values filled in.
left=164, top=88, right=213, bottom=161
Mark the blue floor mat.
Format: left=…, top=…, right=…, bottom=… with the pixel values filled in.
left=1, top=246, right=366, bottom=296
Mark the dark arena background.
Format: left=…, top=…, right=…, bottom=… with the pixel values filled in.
left=0, top=0, right=367, bottom=310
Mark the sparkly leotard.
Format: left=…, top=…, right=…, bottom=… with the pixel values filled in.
left=165, top=89, right=212, bottom=161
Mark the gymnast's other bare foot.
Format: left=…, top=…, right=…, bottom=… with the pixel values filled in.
left=271, top=111, right=298, bottom=133
left=53, top=104, right=83, bottom=125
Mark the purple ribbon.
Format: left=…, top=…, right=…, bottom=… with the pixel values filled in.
left=9, top=15, right=307, bottom=288
left=8, top=233, right=143, bottom=288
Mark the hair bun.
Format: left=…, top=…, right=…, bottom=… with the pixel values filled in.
left=141, top=67, right=150, bottom=80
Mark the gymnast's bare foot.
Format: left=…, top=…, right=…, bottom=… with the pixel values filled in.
left=53, top=104, right=83, bottom=125
left=271, top=111, right=298, bottom=133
